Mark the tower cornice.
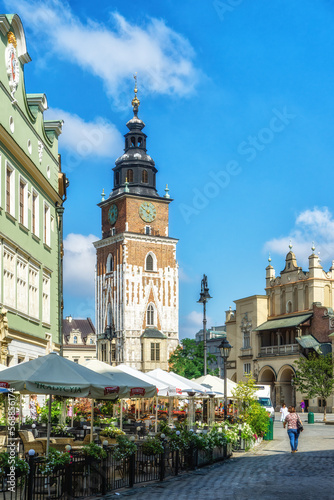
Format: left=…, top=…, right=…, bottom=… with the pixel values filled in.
left=98, top=191, right=173, bottom=208
left=93, top=232, right=178, bottom=249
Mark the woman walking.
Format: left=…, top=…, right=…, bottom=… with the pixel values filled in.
left=280, top=403, right=289, bottom=422
left=283, top=406, right=303, bottom=453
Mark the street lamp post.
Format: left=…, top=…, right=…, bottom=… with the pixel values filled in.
left=219, top=337, right=232, bottom=421
left=197, top=275, right=212, bottom=376
left=104, top=323, right=116, bottom=364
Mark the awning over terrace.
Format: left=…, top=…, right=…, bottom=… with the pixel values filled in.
left=254, top=313, right=313, bottom=332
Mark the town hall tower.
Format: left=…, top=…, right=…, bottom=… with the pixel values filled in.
left=94, top=81, right=179, bottom=371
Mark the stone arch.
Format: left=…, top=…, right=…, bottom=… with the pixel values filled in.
left=258, top=365, right=277, bottom=408
left=258, top=365, right=277, bottom=383
left=277, top=364, right=296, bottom=407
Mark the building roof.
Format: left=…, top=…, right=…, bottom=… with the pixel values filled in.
left=254, top=313, right=313, bottom=331
left=296, top=335, right=319, bottom=349
left=141, top=328, right=167, bottom=339
left=63, top=317, right=95, bottom=344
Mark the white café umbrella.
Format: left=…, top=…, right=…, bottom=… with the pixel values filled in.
left=84, top=360, right=157, bottom=399
left=193, top=374, right=237, bottom=399
left=84, top=360, right=158, bottom=433
left=0, top=352, right=117, bottom=454
left=116, top=364, right=171, bottom=432
left=148, top=368, right=210, bottom=395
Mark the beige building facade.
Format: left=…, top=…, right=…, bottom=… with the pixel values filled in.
left=62, top=316, right=96, bottom=365
left=225, top=246, right=334, bottom=413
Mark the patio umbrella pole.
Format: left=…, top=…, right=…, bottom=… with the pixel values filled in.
left=90, top=399, right=94, bottom=443
left=46, top=394, right=52, bottom=456
left=120, top=399, right=123, bottom=430
left=155, top=396, right=158, bottom=433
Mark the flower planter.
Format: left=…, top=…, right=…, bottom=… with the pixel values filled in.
left=99, top=436, right=116, bottom=445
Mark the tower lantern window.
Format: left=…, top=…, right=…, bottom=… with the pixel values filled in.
left=127, top=169, right=134, bottom=182
left=131, top=137, right=136, bottom=147
left=142, top=170, right=148, bottom=183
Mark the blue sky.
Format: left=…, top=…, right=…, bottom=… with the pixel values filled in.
left=3, top=0, right=334, bottom=338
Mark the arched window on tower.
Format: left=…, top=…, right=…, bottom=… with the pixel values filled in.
left=293, top=287, right=298, bottom=312
left=281, top=290, right=286, bottom=315
left=131, top=137, right=136, bottom=147
left=147, top=304, right=155, bottom=326
left=287, top=301, right=292, bottom=314
left=138, top=137, right=142, bottom=147
left=73, top=335, right=77, bottom=344
left=304, top=286, right=309, bottom=309
left=270, top=292, right=275, bottom=316
left=142, top=170, right=148, bottom=183
left=127, top=169, right=134, bottom=182
left=146, top=254, right=154, bottom=271
left=106, top=254, right=113, bottom=273
left=115, top=172, right=120, bottom=186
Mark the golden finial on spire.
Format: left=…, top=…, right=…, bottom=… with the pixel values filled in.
left=131, top=72, right=140, bottom=113
left=7, top=32, right=17, bottom=49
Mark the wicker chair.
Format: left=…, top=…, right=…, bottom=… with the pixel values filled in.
left=49, top=437, right=75, bottom=452
left=71, top=433, right=97, bottom=451
left=18, top=430, right=45, bottom=455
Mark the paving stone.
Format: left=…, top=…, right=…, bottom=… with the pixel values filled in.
left=100, top=419, right=334, bottom=500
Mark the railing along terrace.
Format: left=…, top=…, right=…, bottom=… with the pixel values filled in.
left=260, top=343, right=299, bottom=356
left=3, top=441, right=231, bottom=499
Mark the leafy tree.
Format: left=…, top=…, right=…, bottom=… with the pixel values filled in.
left=168, top=339, right=217, bottom=379
left=294, top=352, right=334, bottom=421
left=246, top=403, right=270, bottom=437
left=231, top=374, right=257, bottom=416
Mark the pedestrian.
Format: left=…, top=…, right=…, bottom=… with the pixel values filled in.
left=280, top=403, right=289, bottom=423
left=283, top=406, right=303, bottom=453
left=29, top=394, right=38, bottom=421
left=300, top=400, right=305, bottom=413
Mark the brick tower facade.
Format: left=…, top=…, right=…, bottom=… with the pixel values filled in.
left=94, top=83, right=179, bottom=371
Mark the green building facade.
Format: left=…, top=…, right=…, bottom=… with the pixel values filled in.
left=0, top=14, right=67, bottom=365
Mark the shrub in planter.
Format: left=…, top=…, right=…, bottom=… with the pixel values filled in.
left=0, top=452, right=29, bottom=477
left=245, top=403, right=270, bottom=438
left=112, top=435, right=137, bottom=462
left=141, top=437, right=164, bottom=456
left=51, top=424, right=74, bottom=438
left=82, top=442, right=107, bottom=461
left=100, top=425, right=125, bottom=439
left=40, top=449, right=71, bottom=476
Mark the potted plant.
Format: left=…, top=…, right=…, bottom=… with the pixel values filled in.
left=40, top=449, right=71, bottom=476
left=51, top=424, right=74, bottom=438
left=112, top=435, right=137, bottom=462
left=81, top=442, right=106, bottom=462
left=0, top=452, right=29, bottom=478
left=100, top=425, right=125, bottom=444
left=141, top=437, right=164, bottom=457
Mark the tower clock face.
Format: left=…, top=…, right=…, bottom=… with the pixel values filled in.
left=108, top=204, right=118, bottom=225
left=139, top=202, right=156, bottom=223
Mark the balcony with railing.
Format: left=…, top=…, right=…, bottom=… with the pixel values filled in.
left=239, top=347, right=253, bottom=358
left=259, top=344, right=299, bottom=357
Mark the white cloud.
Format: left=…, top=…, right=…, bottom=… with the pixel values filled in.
left=46, top=108, right=123, bottom=164
left=63, top=233, right=98, bottom=298
left=179, top=310, right=212, bottom=339
left=9, top=0, right=198, bottom=104
left=264, top=207, right=334, bottom=267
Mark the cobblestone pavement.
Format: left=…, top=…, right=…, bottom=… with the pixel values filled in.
left=100, top=415, right=334, bottom=500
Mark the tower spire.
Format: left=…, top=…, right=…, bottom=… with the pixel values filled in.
left=131, top=73, right=140, bottom=117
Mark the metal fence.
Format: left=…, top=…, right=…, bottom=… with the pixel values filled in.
left=0, top=443, right=232, bottom=499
